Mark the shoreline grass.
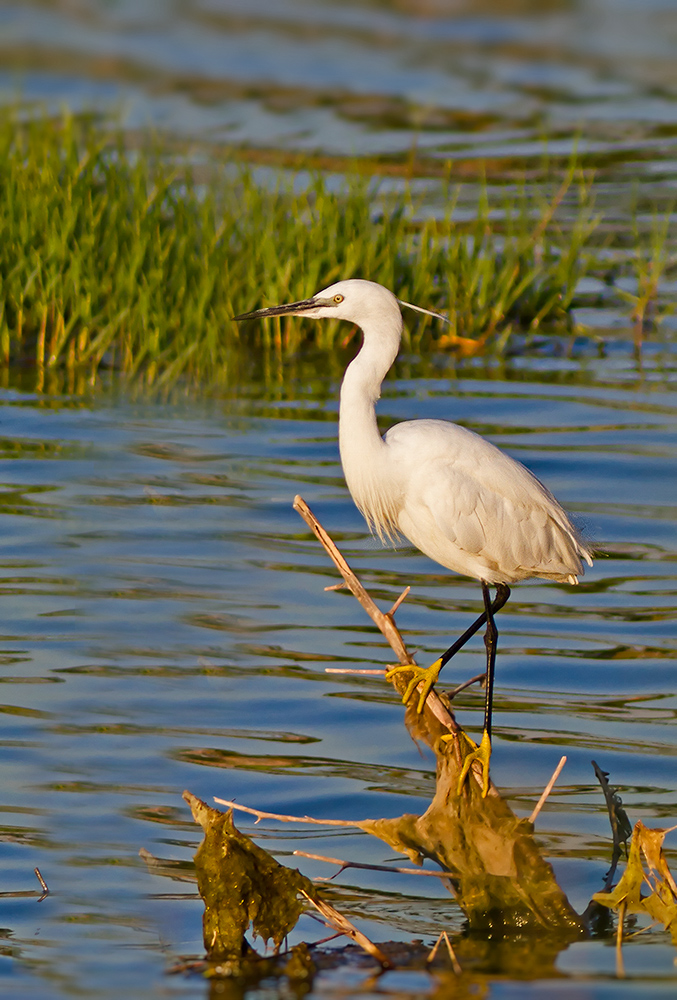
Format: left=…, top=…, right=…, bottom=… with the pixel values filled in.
left=0, top=110, right=674, bottom=391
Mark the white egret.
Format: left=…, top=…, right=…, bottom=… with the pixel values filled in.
left=235, top=279, right=593, bottom=795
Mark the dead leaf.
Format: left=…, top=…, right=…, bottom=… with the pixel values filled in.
left=592, top=819, right=677, bottom=945
left=183, top=790, right=316, bottom=960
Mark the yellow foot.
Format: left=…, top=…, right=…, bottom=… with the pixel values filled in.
left=441, top=729, right=492, bottom=798
left=385, top=657, right=443, bottom=714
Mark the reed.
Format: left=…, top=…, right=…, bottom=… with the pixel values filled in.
left=0, top=110, right=671, bottom=390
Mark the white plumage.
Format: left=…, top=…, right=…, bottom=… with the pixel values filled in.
left=352, top=418, right=588, bottom=584
left=235, top=277, right=593, bottom=795
left=333, top=280, right=591, bottom=585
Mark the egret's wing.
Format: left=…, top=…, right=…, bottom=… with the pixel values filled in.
left=422, top=469, right=582, bottom=580
left=385, top=419, right=589, bottom=581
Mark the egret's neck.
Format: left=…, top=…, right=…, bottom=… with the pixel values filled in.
left=339, top=338, right=392, bottom=433
left=338, top=321, right=401, bottom=541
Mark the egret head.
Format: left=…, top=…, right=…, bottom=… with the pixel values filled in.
left=233, top=278, right=404, bottom=328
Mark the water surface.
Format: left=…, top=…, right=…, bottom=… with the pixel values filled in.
left=0, top=345, right=675, bottom=997
left=0, top=1, right=676, bottom=994
left=2, top=0, right=677, bottom=186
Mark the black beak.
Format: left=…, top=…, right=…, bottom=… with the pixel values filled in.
left=233, top=298, right=319, bottom=321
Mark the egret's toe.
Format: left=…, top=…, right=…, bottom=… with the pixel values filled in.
left=385, top=657, right=443, bottom=713
left=441, top=729, right=492, bottom=798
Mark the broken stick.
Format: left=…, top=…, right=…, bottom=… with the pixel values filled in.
left=293, top=494, right=460, bottom=735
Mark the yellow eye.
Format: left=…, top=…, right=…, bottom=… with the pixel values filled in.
left=333, top=294, right=344, bottom=304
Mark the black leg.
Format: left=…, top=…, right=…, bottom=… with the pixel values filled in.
left=436, top=581, right=511, bottom=674
left=447, top=580, right=511, bottom=797
left=387, top=579, right=511, bottom=717
left=480, top=581, right=511, bottom=740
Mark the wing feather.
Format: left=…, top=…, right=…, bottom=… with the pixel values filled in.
left=385, top=418, right=591, bottom=583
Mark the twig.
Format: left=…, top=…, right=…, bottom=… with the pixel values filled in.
left=293, top=850, right=456, bottom=881
left=294, top=495, right=413, bottom=666
left=616, top=900, right=626, bottom=978
left=34, top=867, right=49, bottom=902
left=325, top=668, right=386, bottom=675
left=294, top=495, right=458, bottom=732
left=299, top=890, right=392, bottom=969
left=529, top=756, right=567, bottom=824
left=0, top=868, right=51, bottom=903
left=213, top=797, right=362, bottom=828
left=388, top=586, right=410, bottom=616
left=427, top=930, right=462, bottom=975
left=212, top=807, right=459, bottom=890
left=446, top=672, right=486, bottom=700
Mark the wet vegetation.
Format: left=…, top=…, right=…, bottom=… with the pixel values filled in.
left=0, top=109, right=675, bottom=392
left=158, top=513, right=676, bottom=986
left=174, top=771, right=676, bottom=986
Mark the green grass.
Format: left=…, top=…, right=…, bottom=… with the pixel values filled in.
left=0, top=110, right=673, bottom=391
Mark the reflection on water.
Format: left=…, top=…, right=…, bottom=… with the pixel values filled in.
left=0, top=349, right=675, bottom=996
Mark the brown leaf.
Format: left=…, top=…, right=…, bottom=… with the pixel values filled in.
left=592, top=819, right=677, bottom=944
left=183, top=790, right=316, bottom=960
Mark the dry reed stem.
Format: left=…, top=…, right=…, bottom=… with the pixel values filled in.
left=299, top=890, right=392, bottom=968
left=293, top=494, right=458, bottom=733
left=427, top=930, right=462, bottom=975
left=213, top=797, right=361, bottom=827
left=388, top=586, right=411, bottom=616
left=324, top=668, right=386, bottom=675
left=293, top=495, right=413, bottom=666
left=293, top=850, right=456, bottom=882
left=529, top=756, right=567, bottom=824
left=616, top=899, right=626, bottom=978
left=34, top=867, right=49, bottom=901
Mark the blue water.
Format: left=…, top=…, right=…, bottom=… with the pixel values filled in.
left=1, top=0, right=677, bottom=186
left=1, top=0, right=677, bottom=995
left=0, top=344, right=675, bottom=997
